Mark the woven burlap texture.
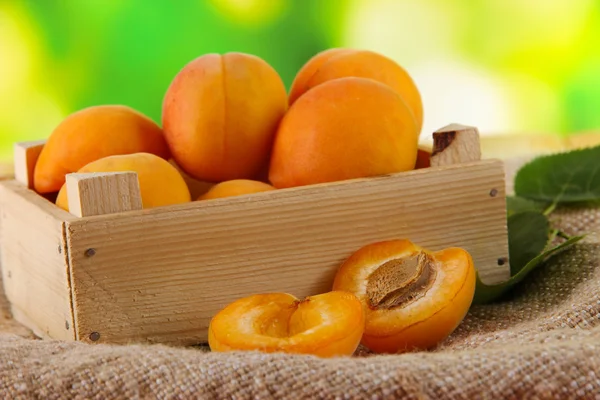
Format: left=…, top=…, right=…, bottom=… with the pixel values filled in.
left=0, top=206, right=599, bottom=399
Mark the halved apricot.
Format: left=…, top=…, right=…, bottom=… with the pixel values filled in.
left=208, top=291, right=365, bottom=358
left=332, top=239, right=476, bottom=354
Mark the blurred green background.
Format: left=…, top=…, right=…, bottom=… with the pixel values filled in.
left=1, top=0, right=600, bottom=162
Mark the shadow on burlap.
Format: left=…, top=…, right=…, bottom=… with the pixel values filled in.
left=0, top=206, right=598, bottom=399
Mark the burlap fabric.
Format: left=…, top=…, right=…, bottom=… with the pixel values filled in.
left=1, top=206, right=599, bottom=398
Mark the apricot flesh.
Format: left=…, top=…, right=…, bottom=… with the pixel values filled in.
left=208, top=291, right=365, bottom=358
left=269, top=77, right=419, bottom=189
left=198, top=179, right=275, bottom=201
left=288, top=48, right=423, bottom=134
left=162, top=52, right=288, bottom=183
left=34, top=105, right=171, bottom=194
left=332, top=239, right=476, bottom=354
left=55, top=152, right=191, bottom=211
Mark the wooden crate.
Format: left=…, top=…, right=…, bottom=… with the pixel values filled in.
left=0, top=124, right=509, bottom=346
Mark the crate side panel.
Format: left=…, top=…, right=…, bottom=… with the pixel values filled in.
left=67, top=160, right=508, bottom=345
left=0, top=180, right=75, bottom=340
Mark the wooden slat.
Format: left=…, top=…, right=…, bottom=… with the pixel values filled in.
left=13, top=140, right=46, bottom=189
left=66, top=172, right=143, bottom=217
left=66, top=159, right=509, bottom=345
left=0, top=179, right=75, bottom=340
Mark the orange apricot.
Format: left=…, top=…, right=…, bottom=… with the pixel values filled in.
left=55, top=152, right=191, bottom=211
left=415, top=147, right=431, bottom=169
left=208, top=291, right=365, bottom=358
left=162, top=52, right=288, bottom=183
left=288, top=48, right=423, bottom=134
left=34, top=105, right=170, bottom=194
left=268, top=77, right=419, bottom=189
left=332, top=239, right=476, bottom=354
left=198, top=179, right=275, bottom=201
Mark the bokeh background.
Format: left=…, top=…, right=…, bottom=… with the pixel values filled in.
left=1, top=0, right=600, bottom=162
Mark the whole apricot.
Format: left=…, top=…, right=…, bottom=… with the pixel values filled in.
left=332, top=239, right=476, bottom=354
left=208, top=291, right=365, bottom=358
left=415, top=147, right=431, bottom=169
left=268, top=77, right=419, bottom=189
left=162, top=52, right=288, bottom=183
left=34, top=105, right=170, bottom=194
left=198, top=179, right=275, bottom=201
left=55, top=152, right=191, bottom=211
left=288, top=48, right=423, bottom=134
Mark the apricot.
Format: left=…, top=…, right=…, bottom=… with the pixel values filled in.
left=415, top=147, right=431, bottom=169
left=198, top=179, right=275, bottom=201
left=162, top=52, right=288, bottom=183
left=268, top=77, right=419, bottom=189
left=332, top=239, right=476, bottom=354
left=208, top=291, right=365, bottom=358
left=288, top=48, right=423, bottom=134
left=55, top=152, right=191, bottom=211
left=34, top=105, right=171, bottom=194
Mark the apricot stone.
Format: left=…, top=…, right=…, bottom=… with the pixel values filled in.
left=34, top=105, right=170, bottom=194
left=198, top=179, right=275, bottom=201
left=55, top=152, right=191, bottom=211
left=269, top=77, right=419, bottom=189
left=162, top=52, right=288, bottom=183
left=288, top=48, right=424, bottom=134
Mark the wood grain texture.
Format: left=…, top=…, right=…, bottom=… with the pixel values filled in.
left=0, top=180, right=75, bottom=340
left=66, top=172, right=143, bottom=217
left=431, top=124, right=481, bottom=167
left=13, top=140, right=46, bottom=189
left=66, top=160, right=509, bottom=345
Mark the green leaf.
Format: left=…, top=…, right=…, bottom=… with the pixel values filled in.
left=472, top=235, right=585, bottom=305
left=506, top=196, right=547, bottom=217
left=507, top=211, right=550, bottom=275
left=514, top=145, right=600, bottom=203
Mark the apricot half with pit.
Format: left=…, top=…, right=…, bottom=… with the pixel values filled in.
left=208, top=291, right=365, bottom=358
left=332, top=239, right=476, bottom=354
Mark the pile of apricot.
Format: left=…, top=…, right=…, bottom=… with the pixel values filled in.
left=29, top=48, right=425, bottom=210
left=27, top=48, right=477, bottom=357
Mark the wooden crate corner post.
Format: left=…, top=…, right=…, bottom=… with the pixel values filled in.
left=429, top=123, right=510, bottom=284
left=65, top=172, right=143, bottom=218
left=430, top=123, right=482, bottom=167
left=0, top=139, right=76, bottom=340
left=13, top=140, right=47, bottom=189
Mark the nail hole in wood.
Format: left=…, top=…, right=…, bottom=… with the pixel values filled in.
left=85, top=248, right=96, bottom=257
left=65, top=321, right=70, bottom=330
left=89, top=332, right=100, bottom=341
left=489, top=188, right=498, bottom=197
left=58, top=245, right=62, bottom=254
left=497, top=257, right=508, bottom=266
